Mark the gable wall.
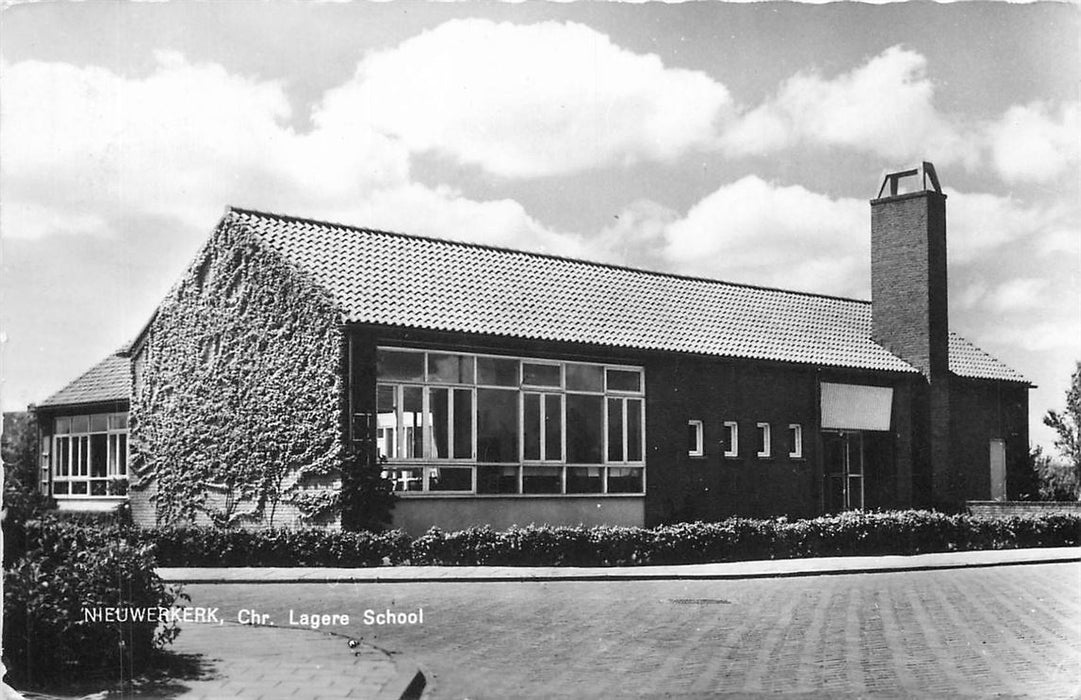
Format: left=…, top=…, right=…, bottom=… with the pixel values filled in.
left=129, top=218, right=345, bottom=528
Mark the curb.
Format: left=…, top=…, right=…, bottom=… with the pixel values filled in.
left=158, top=548, right=1081, bottom=584
left=315, top=627, right=427, bottom=700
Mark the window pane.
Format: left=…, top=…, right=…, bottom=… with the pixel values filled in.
left=117, top=434, right=128, bottom=475
left=91, top=480, right=108, bottom=496
left=567, top=467, right=603, bottom=494
left=71, top=415, right=89, bottom=434
left=402, top=387, right=424, bottom=458
left=429, top=353, right=474, bottom=384
left=523, top=393, right=541, bottom=460
left=689, top=423, right=700, bottom=452
left=523, top=363, right=560, bottom=387
left=57, top=438, right=69, bottom=476
left=376, top=385, right=398, bottom=459
left=110, top=413, right=128, bottom=430
left=608, top=467, right=643, bottom=493
left=477, top=357, right=519, bottom=386
left=756, top=425, right=768, bottom=454
left=477, top=465, right=519, bottom=494
left=453, top=389, right=473, bottom=459
left=566, top=364, right=603, bottom=392
left=545, top=394, right=562, bottom=461
left=606, top=369, right=641, bottom=393
left=78, top=436, right=89, bottom=475
left=388, top=467, right=423, bottom=492
left=428, top=466, right=473, bottom=491
left=477, top=389, right=518, bottom=462
left=90, top=434, right=107, bottom=477
left=54, top=481, right=69, bottom=495
left=71, top=481, right=88, bottom=495
left=567, top=394, right=603, bottom=464
left=522, top=466, right=561, bottom=494
left=627, top=399, right=643, bottom=462
left=90, top=414, right=109, bottom=432
left=430, top=388, right=450, bottom=458
left=55, top=417, right=71, bottom=434
left=377, top=350, right=425, bottom=382
left=607, top=398, right=625, bottom=462
left=108, top=434, right=118, bottom=473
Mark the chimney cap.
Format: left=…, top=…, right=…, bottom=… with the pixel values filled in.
left=876, top=162, right=942, bottom=199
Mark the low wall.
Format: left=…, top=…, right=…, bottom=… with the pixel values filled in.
left=967, top=500, right=1081, bottom=517
left=391, top=496, right=645, bottom=536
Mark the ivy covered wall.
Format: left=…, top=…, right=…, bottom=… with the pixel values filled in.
left=129, top=215, right=344, bottom=527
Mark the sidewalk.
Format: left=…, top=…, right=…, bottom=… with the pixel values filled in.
left=159, top=622, right=424, bottom=700
left=157, top=545, right=1079, bottom=584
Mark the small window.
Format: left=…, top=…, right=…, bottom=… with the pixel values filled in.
left=723, top=421, right=739, bottom=458
left=523, top=363, right=561, bottom=387
left=756, top=423, right=771, bottom=459
left=788, top=424, right=803, bottom=459
left=688, top=420, right=704, bottom=457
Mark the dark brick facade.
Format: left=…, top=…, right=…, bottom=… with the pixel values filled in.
left=949, top=378, right=1030, bottom=501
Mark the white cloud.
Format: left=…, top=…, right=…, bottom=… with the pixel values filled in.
left=0, top=52, right=576, bottom=254
left=945, top=188, right=1076, bottom=264
left=986, top=101, right=1080, bottom=185
left=319, top=19, right=733, bottom=178
left=983, top=278, right=1050, bottom=313
left=661, top=176, right=868, bottom=297
left=721, top=46, right=977, bottom=167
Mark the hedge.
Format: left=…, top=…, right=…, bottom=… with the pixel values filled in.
left=14, top=510, right=1081, bottom=569
left=4, top=518, right=185, bottom=687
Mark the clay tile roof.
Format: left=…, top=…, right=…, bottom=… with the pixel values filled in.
left=38, top=353, right=130, bottom=408
left=229, top=208, right=1028, bottom=383
left=948, top=333, right=1028, bottom=383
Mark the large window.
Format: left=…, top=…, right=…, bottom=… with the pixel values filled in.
left=376, top=348, right=645, bottom=495
left=51, top=413, right=128, bottom=497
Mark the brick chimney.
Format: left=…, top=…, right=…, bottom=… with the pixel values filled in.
left=870, top=162, right=951, bottom=505
left=871, top=162, right=948, bottom=379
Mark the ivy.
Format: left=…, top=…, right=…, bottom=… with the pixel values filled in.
left=130, top=216, right=344, bottom=527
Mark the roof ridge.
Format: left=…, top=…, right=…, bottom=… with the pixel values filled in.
left=226, top=206, right=871, bottom=306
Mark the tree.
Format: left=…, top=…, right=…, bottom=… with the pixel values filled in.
left=1043, top=361, right=1081, bottom=500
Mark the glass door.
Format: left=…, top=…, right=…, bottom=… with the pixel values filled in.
left=823, top=431, right=864, bottom=513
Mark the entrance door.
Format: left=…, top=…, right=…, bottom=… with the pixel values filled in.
left=824, top=431, right=864, bottom=513
left=989, top=439, right=1007, bottom=501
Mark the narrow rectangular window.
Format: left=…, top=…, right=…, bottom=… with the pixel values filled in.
left=723, top=421, right=739, bottom=458
left=756, top=423, right=771, bottom=458
left=688, top=420, right=704, bottom=457
left=788, top=424, right=803, bottom=459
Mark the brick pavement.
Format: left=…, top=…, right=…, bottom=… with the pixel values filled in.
left=180, top=560, right=1081, bottom=699
left=159, top=622, right=422, bottom=699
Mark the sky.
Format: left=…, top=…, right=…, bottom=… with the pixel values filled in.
left=1, top=2, right=1078, bottom=454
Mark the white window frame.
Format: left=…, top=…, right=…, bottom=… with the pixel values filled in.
left=788, top=424, right=803, bottom=459
left=51, top=413, right=129, bottom=498
left=688, top=420, right=704, bottom=457
left=723, top=421, right=739, bottom=458
left=756, top=422, right=771, bottom=459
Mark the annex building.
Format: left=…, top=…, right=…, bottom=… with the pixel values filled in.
left=35, top=164, right=1031, bottom=532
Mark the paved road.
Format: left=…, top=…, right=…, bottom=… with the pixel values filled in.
left=181, top=562, right=1080, bottom=699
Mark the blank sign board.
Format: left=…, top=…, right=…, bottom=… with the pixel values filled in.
left=821, top=383, right=893, bottom=431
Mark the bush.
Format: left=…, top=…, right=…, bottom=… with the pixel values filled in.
left=147, top=526, right=412, bottom=567
left=3, top=518, right=186, bottom=687
left=404, top=510, right=1081, bottom=567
